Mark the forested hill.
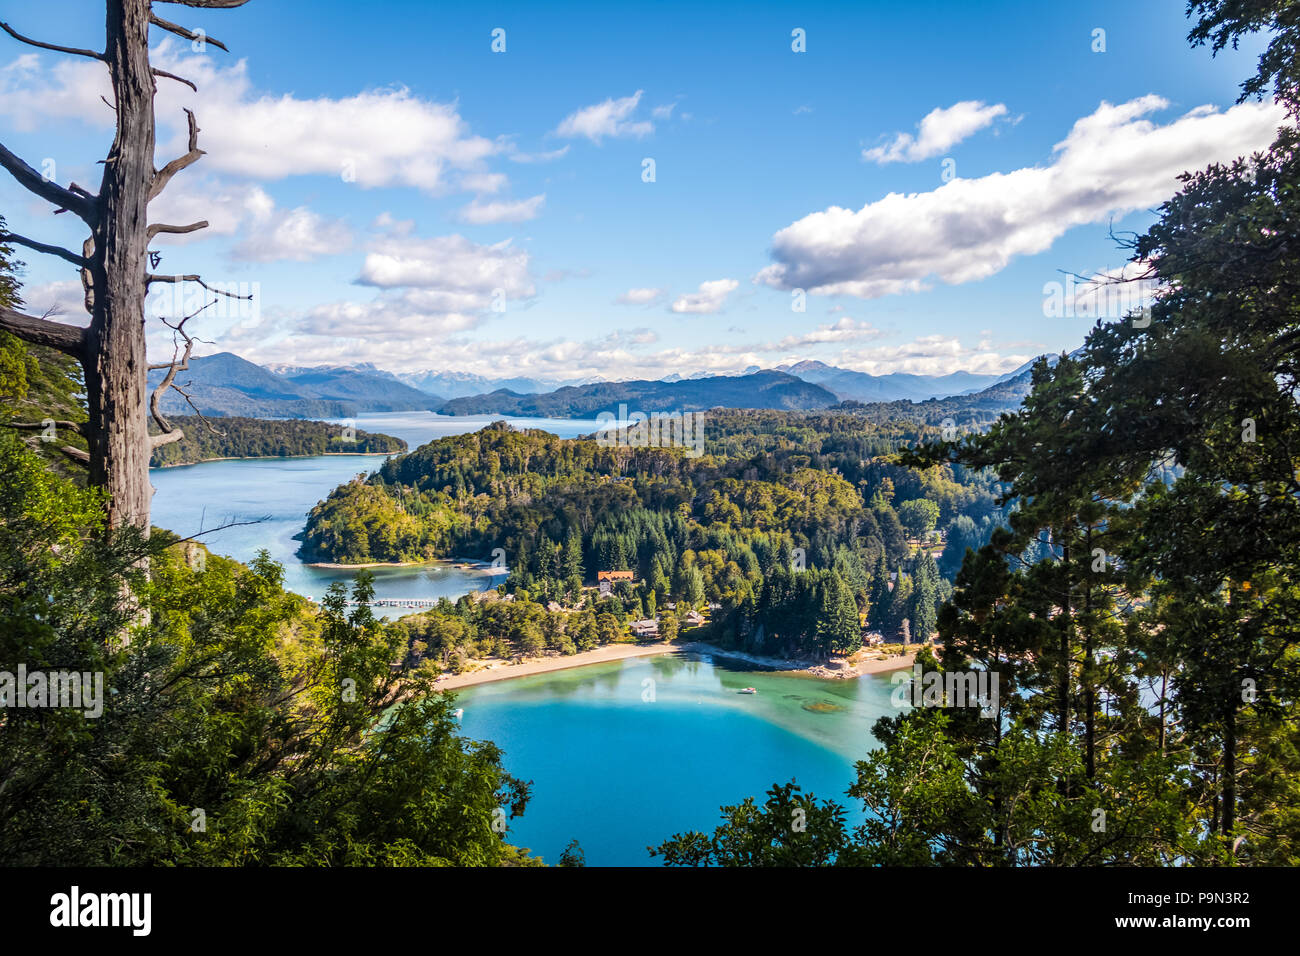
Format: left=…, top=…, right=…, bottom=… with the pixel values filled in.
left=437, top=369, right=840, bottom=416
left=302, top=415, right=1008, bottom=658
left=148, top=416, right=406, bottom=467
left=145, top=352, right=445, bottom=419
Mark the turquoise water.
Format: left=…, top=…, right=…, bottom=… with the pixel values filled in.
left=453, top=650, right=902, bottom=866
left=149, top=412, right=903, bottom=863
left=148, top=413, right=610, bottom=615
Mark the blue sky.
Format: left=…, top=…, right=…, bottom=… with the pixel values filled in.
left=0, top=0, right=1282, bottom=381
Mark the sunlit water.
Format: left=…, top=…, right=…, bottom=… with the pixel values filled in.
left=149, top=412, right=905, bottom=864
left=149, top=413, right=610, bottom=615
left=454, top=650, right=902, bottom=866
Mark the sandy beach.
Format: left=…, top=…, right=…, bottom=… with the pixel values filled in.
left=434, top=641, right=680, bottom=689
left=431, top=639, right=921, bottom=691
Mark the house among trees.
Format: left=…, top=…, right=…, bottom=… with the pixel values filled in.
left=597, top=570, right=636, bottom=583
left=629, top=619, right=659, bottom=639
left=682, top=610, right=705, bottom=628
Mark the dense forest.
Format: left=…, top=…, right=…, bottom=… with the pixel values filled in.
left=652, top=0, right=1300, bottom=867
left=302, top=413, right=1010, bottom=657
left=0, top=326, right=405, bottom=470
left=148, top=416, right=406, bottom=467
left=0, top=0, right=1294, bottom=872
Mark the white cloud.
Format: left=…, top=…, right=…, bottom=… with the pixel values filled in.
left=17, top=280, right=88, bottom=325
left=863, top=100, right=1008, bottom=164
left=370, top=211, right=415, bottom=236
left=554, top=90, right=653, bottom=143
left=460, top=171, right=508, bottom=194
left=0, top=41, right=500, bottom=194
left=357, top=233, right=536, bottom=315
left=651, top=102, right=677, bottom=120
left=759, top=97, right=1287, bottom=298
left=140, top=179, right=351, bottom=262
left=508, top=145, right=570, bottom=163
left=230, top=205, right=353, bottom=263
left=670, top=278, right=739, bottom=314
left=615, top=287, right=665, bottom=305
left=456, top=194, right=546, bottom=224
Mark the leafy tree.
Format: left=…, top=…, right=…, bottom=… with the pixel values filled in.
left=897, top=498, right=940, bottom=539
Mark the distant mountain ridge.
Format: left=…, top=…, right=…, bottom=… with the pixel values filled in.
left=437, top=370, right=840, bottom=417
left=149, top=353, right=443, bottom=419
left=150, top=352, right=1050, bottom=420
left=772, top=360, right=1005, bottom=403
left=395, top=369, right=591, bottom=399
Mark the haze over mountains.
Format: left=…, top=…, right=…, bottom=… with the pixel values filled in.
left=149, top=353, right=445, bottom=419
left=774, top=360, right=1004, bottom=403
left=153, top=352, right=1046, bottom=419
left=437, top=370, right=840, bottom=417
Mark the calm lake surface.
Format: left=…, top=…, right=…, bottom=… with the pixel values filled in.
left=150, top=411, right=899, bottom=865
left=455, top=651, right=898, bottom=866
left=149, top=413, right=610, bottom=614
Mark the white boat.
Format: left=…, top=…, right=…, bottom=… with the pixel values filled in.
left=453, top=708, right=464, bottom=719
left=739, top=687, right=757, bottom=695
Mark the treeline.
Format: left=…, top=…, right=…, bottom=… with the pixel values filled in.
left=303, top=415, right=998, bottom=657
left=0, top=430, right=540, bottom=865
left=148, top=416, right=406, bottom=467
left=653, top=0, right=1300, bottom=866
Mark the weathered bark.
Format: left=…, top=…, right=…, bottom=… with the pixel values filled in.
left=85, top=0, right=155, bottom=532
left=0, top=0, right=249, bottom=533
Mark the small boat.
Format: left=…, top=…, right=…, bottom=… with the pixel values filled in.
left=739, top=687, right=757, bottom=695
left=453, top=708, right=464, bottom=719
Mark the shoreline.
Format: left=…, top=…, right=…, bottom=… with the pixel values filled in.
left=305, top=558, right=504, bottom=571
left=433, top=641, right=680, bottom=690
left=151, top=449, right=401, bottom=469
left=432, top=639, right=922, bottom=691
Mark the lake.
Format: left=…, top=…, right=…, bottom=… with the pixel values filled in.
left=149, top=412, right=611, bottom=615
left=149, top=410, right=901, bottom=866
left=454, top=650, right=899, bottom=866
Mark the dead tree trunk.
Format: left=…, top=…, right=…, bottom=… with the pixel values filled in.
left=0, top=0, right=249, bottom=534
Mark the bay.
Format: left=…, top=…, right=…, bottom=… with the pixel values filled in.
left=453, top=650, right=901, bottom=866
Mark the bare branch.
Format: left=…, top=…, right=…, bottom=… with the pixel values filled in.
left=168, top=382, right=225, bottom=436
left=0, top=21, right=105, bottom=60
left=156, top=1, right=253, bottom=8
left=152, top=67, right=197, bottom=92
left=167, top=516, right=272, bottom=551
left=2, top=420, right=88, bottom=437
left=0, top=231, right=89, bottom=268
left=0, top=141, right=96, bottom=223
left=0, top=306, right=86, bottom=356
left=150, top=301, right=223, bottom=439
left=147, top=220, right=209, bottom=240
left=149, top=13, right=229, bottom=51
left=147, top=274, right=254, bottom=301
left=150, top=429, right=184, bottom=449
left=149, top=108, right=204, bottom=201
left=57, top=445, right=90, bottom=465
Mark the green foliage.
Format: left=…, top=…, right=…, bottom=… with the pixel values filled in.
left=0, top=431, right=536, bottom=866
left=149, top=416, right=406, bottom=467
left=303, top=414, right=1004, bottom=656
left=655, top=0, right=1300, bottom=867
left=651, top=781, right=849, bottom=866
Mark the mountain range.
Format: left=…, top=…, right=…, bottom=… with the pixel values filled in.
left=773, top=360, right=1004, bottom=403
left=436, top=370, right=840, bottom=417
left=150, top=352, right=1050, bottom=420
left=149, top=353, right=445, bottom=419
